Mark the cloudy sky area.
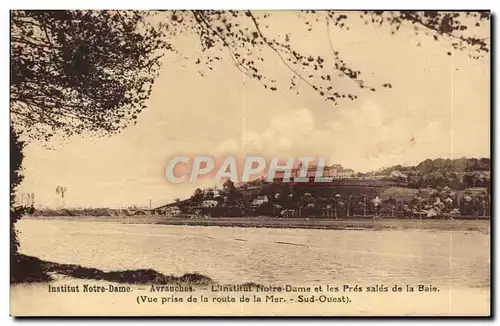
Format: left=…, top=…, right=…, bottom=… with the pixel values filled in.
left=19, top=12, right=490, bottom=208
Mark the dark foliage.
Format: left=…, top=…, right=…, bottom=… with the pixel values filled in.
left=11, top=254, right=52, bottom=284
left=377, top=157, right=490, bottom=189
left=365, top=11, right=490, bottom=59
left=164, top=10, right=490, bottom=104
left=11, top=254, right=213, bottom=285
left=10, top=125, right=25, bottom=258
left=11, top=10, right=170, bottom=140
left=378, top=157, right=490, bottom=175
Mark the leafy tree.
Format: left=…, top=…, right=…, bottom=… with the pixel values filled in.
left=222, top=179, right=242, bottom=204
left=10, top=126, right=25, bottom=260
left=372, top=196, right=382, bottom=216
left=55, top=185, right=67, bottom=207
left=11, top=10, right=169, bottom=140
left=222, top=179, right=236, bottom=192
left=191, top=188, right=204, bottom=204
left=10, top=10, right=168, bottom=268
left=462, top=174, right=474, bottom=188
left=204, top=188, right=215, bottom=199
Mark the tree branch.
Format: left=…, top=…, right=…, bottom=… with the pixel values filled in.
left=246, top=11, right=329, bottom=95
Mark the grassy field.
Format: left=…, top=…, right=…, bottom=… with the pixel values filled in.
left=380, top=187, right=419, bottom=201
left=24, top=215, right=490, bottom=232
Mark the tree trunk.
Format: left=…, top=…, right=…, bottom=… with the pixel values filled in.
left=11, top=124, right=27, bottom=282
left=11, top=124, right=25, bottom=258
left=363, top=197, right=367, bottom=216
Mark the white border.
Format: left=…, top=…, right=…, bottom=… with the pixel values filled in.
left=2, top=1, right=496, bottom=10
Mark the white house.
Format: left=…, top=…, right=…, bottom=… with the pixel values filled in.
left=426, top=208, right=438, bottom=218
left=390, top=170, right=407, bottom=178
left=201, top=200, right=218, bottom=208
left=252, top=195, right=269, bottom=206
left=161, top=206, right=181, bottom=216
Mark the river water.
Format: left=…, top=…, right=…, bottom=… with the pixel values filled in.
left=10, top=218, right=490, bottom=316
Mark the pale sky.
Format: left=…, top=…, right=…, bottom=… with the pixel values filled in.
left=18, top=11, right=490, bottom=208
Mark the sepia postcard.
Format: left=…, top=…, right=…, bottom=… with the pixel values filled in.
left=10, top=10, right=491, bottom=317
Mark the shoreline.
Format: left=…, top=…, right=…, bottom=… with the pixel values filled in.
left=23, top=216, right=491, bottom=232
left=11, top=253, right=213, bottom=286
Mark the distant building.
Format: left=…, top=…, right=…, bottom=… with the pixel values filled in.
left=426, top=208, right=438, bottom=218
left=390, top=170, right=407, bottom=179
left=337, top=168, right=356, bottom=178
left=201, top=200, right=218, bottom=208
left=324, top=166, right=356, bottom=179
left=291, top=164, right=322, bottom=181
left=252, top=195, right=269, bottom=206
left=289, top=163, right=356, bottom=181
left=156, top=206, right=181, bottom=216
left=168, top=206, right=181, bottom=216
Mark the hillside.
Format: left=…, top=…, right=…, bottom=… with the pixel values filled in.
left=375, top=157, right=490, bottom=190
left=378, top=157, right=490, bottom=175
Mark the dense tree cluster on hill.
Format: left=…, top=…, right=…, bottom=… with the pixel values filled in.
left=377, top=158, right=490, bottom=190
left=378, top=158, right=490, bottom=175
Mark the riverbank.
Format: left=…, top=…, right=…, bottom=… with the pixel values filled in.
left=11, top=253, right=213, bottom=285
left=23, top=215, right=491, bottom=232
left=155, top=217, right=490, bottom=232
